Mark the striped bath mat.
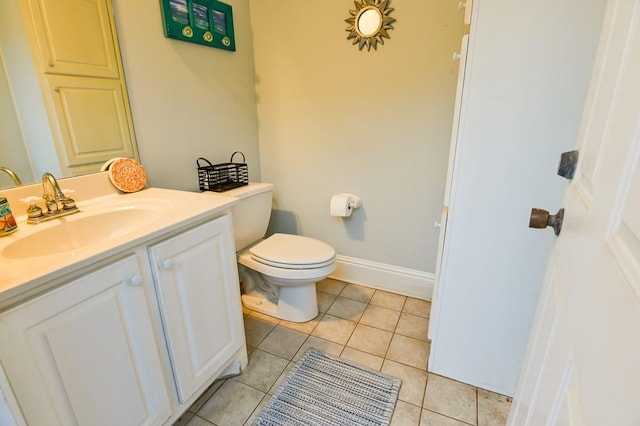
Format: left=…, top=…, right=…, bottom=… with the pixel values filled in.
left=252, top=348, right=401, bottom=425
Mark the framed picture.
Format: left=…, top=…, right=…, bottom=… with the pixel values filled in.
left=160, top=0, right=236, bottom=51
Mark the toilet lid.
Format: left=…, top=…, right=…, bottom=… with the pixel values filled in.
left=250, top=233, right=335, bottom=268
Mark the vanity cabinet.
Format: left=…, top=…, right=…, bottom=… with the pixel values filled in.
left=0, top=213, right=246, bottom=425
left=0, top=254, right=172, bottom=426
left=149, top=216, right=245, bottom=403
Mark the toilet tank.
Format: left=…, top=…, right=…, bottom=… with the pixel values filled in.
left=221, top=183, right=274, bottom=251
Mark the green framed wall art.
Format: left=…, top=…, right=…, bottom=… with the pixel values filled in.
left=160, top=0, right=236, bottom=51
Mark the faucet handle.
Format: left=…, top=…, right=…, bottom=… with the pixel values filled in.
left=19, top=196, right=45, bottom=219
left=58, top=189, right=76, bottom=209
left=26, top=204, right=43, bottom=219
left=61, top=198, right=76, bottom=210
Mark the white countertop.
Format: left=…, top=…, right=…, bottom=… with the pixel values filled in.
left=0, top=174, right=237, bottom=310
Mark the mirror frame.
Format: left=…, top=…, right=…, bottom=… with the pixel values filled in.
left=345, top=0, right=396, bottom=51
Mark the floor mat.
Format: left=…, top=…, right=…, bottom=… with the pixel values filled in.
left=252, top=347, right=401, bottom=425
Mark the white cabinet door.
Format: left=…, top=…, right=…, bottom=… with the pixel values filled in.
left=0, top=255, right=171, bottom=426
left=149, top=216, right=245, bottom=403
left=26, top=0, right=120, bottom=78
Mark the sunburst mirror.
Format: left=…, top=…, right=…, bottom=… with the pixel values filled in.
left=345, top=0, right=396, bottom=51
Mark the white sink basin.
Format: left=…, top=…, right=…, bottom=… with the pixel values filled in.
left=2, top=201, right=168, bottom=259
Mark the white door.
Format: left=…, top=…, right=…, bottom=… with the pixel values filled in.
left=509, top=0, right=640, bottom=424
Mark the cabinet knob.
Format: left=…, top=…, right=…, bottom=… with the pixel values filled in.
left=453, top=52, right=461, bottom=61
left=160, top=259, right=174, bottom=270
left=126, top=275, right=143, bottom=286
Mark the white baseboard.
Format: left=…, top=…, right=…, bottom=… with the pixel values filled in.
left=330, top=255, right=434, bottom=300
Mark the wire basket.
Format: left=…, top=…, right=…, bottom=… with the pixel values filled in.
left=197, top=152, right=248, bottom=192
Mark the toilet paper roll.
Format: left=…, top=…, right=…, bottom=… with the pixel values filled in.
left=330, top=193, right=355, bottom=217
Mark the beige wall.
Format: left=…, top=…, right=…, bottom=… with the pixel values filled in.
left=250, top=0, right=466, bottom=272
left=61, top=0, right=462, bottom=275
left=112, top=0, right=261, bottom=191
left=4, top=0, right=463, bottom=276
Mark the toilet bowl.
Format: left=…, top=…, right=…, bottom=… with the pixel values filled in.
left=238, top=233, right=335, bottom=322
left=215, top=183, right=336, bottom=322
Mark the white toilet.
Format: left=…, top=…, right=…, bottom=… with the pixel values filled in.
left=221, top=183, right=336, bottom=322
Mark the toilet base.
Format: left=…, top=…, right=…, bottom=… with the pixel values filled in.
left=241, top=283, right=318, bottom=323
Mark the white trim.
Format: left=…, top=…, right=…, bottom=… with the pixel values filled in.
left=329, top=255, right=434, bottom=300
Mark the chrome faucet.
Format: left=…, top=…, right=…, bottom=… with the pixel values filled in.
left=0, top=167, right=22, bottom=186
left=26, top=173, right=79, bottom=224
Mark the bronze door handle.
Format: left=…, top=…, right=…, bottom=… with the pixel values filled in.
left=529, top=208, right=564, bottom=236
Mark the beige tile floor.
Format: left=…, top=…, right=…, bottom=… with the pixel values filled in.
left=176, top=279, right=512, bottom=426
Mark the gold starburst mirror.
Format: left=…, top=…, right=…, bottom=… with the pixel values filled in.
left=345, top=0, right=396, bottom=51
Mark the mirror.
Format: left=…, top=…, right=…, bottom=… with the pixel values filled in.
left=358, top=8, right=383, bottom=37
left=345, top=0, right=396, bottom=51
left=0, top=1, right=138, bottom=190
left=0, top=52, right=44, bottom=189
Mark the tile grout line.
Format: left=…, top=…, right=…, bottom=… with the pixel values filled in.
left=476, top=385, right=480, bottom=426
left=419, top=372, right=430, bottom=424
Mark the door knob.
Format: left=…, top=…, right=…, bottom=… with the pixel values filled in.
left=529, top=208, right=564, bottom=236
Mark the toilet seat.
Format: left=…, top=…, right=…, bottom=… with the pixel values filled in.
left=249, top=233, right=335, bottom=270
left=239, top=233, right=336, bottom=282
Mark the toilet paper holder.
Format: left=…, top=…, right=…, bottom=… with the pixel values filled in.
left=346, top=194, right=361, bottom=210
left=330, top=193, right=362, bottom=217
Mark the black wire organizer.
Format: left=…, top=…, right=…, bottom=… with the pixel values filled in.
left=197, top=151, right=249, bottom=192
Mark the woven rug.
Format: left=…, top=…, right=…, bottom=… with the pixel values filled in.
left=252, top=348, right=401, bottom=426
